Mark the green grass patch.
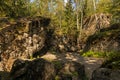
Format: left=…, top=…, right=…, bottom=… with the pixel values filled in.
left=82, top=50, right=120, bottom=58
left=82, top=51, right=106, bottom=58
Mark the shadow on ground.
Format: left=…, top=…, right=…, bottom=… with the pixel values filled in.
left=41, top=52, right=104, bottom=79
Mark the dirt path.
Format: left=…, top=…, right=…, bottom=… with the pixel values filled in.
left=41, top=52, right=104, bottom=79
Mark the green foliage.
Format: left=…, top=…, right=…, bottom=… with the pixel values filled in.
left=97, top=0, right=112, bottom=13
left=30, top=56, right=34, bottom=60
left=82, top=50, right=120, bottom=63
left=72, top=71, right=78, bottom=76
left=82, top=51, right=106, bottom=58
left=110, top=0, right=120, bottom=23
left=0, top=0, right=30, bottom=17
left=101, top=51, right=120, bottom=69
left=52, top=61, right=63, bottom=70
left=64, top=0, right=74, bottom=21
left=55, top=75, right=60, bottom=80
left=83, top=0, right=95, bottom=16
left=62, top=0, right=76, bottom=35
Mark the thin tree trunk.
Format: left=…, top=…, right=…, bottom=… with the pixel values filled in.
left=76, top=0, right=79, bottom=30
left=77, top=0, right=83, bottom=48
left=80, top=7, right=83, bottom=40
left=93, top=0, right=96, bottom=12
left=77, top=12, right=79, bottom=30
left=60, top=15, right=62, bottom=28
left=93, top=0, right=97, bottom=21
left=76, top=0, right=80, bottom=47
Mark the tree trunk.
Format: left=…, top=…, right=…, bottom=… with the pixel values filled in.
left=77, top=0, right=83, bottom=48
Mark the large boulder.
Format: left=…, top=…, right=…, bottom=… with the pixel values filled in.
left=9, top=59, right=86, bottom=80
left=51, top=35, right=78, bottom=52
left=54, top=61, right=86, bottom=80
left=82, top=13, right=111, bottom=41
left=91, top=68, right=120, bottom=80
left=10, top=58, right=56, bottom=80
left=83, top=23, right=120, bottom=53
left=0, top=17, right=51, bottom=60
left=0, top=17, right=52, bottom=70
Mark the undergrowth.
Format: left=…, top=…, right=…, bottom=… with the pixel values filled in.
left=82, top=51, right=106, bottom=58
left=102, top=51, right=120, bottom=69
left=82, top=51, right=120, bottom=69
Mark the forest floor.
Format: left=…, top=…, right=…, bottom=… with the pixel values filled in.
left=0, top=52, right=104, bottom=80
left=41, top=52, right=104, bottom=79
